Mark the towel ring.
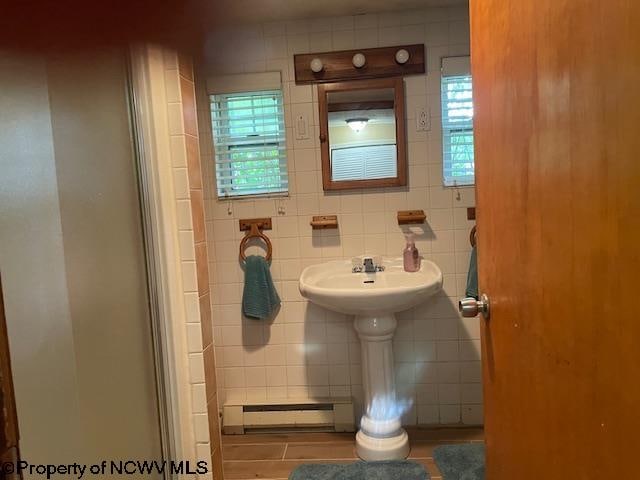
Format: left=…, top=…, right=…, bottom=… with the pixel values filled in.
left=470, top=225, right=477, bottom=247
left=239, top=223, right=273, bottom=262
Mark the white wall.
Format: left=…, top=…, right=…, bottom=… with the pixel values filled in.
left=198, top=5, right=483, bottom=425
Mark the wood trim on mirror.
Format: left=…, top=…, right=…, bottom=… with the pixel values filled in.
left=318, top=77, right=407, bottom=191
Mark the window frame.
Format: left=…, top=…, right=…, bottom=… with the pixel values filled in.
left=210, top=89, right=288, bottom=199
left=440, top=57, right=475, bottom=187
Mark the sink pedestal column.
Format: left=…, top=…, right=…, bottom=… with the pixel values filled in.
left=354, top=314, right=410, bottom=461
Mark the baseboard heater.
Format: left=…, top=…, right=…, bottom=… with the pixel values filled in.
left=223, top=397, right=355, bottom=434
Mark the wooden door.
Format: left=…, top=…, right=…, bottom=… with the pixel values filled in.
left=0, top=276, right=21, bottom=479
left=471, top=1, right=640, bottom=478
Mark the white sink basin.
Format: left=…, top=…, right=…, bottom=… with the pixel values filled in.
left=299, top=257, right=442, bottom=315
left=298, top=257, right=443, bottom=462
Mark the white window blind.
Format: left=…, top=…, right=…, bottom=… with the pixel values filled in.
left=331, top=144, right=397, bottom=181
left=441, top=56, right=474, bottom=186
left=210, top=89, right=288, bottom=198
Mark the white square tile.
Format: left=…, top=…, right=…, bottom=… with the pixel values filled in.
left=290, top=85, right=313, bottom=104
left=245, top=367, right=267, bottom=387
left=332, top=30, right=355, bottom=50
left=308, top=17, right=332, bottom=32
left=354, top=28, right=378, bottom=48
left=265, top=35, right=287, bottom=59
left=329, top=365, right=350, bottom=385
left=415, top=362, right=437, bottom=383
left=222, top=346, right=244, bottom=367
left=307, top=365, right=329, bottom=385
left=165, top=67, right=183, bottom=103
left=286, top=343, right=305, bottom=365
left=286, top=366, right=307, bottom=386
left=178, top=231, right=196, bottom=261
left=461, top=404, right=483, bottom=425
left=417, top=404, right=439, bottom=424
left=439, top=404, right=461, bottom=424
left=309, top=32, right=333, bottom=52
left=327, top=343, right=349, bottom=364
left=265, top=345, right=287, bottom=365
left=181, top=262, right=198, bottom=292
left=426, top=22, right=449, bottom=46
left=287, top=34, right=310, bottom=55
left=266, top=366, right=287, bottom=386
left=460, top=383, right=483, bottom=404
left=196, top=443, right=211, bottom=464
left=459, top=340, right=481, bottom=361
left=224, top=367, right=246, bottom=388
left=186, top=323, right=203, bottom=352
left=170, top=135, right=187, bottom=167
left=188, top=353, right=205, bottom=384
left=395, top=363, right=416, bottom=385
left=246, top=387, right=267, bottom=402
left=355, top=13, right=378, bottom=29
left=191, top=383, right=207, bottom=413
left=437, top=362, right=460, bottom=383
left=459, top=361, right=482, bottom=383
left=416, top=384, right=438, bottom=404
left=436, top=341, right=459, bottom=361
left=267, top=386, right=288, bottom=399
left=184, top=292, right=201, bottom=323
left=176, top=200, right=193, bottom=230
left=332, top=16, right=354, bottom=31
left=193, top=414, right=210, bottom=443
left=415, top=341, right=436, bottom=362
left=244, top=348, right=265, bottom=367
left=167, top=103, right=184, bottom=135
left=296, top=171, right=319, bottom=194
left=264, top=21, right=286, bottom=36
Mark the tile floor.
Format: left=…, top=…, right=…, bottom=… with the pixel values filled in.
left=222, top=427, right=484, bottom=479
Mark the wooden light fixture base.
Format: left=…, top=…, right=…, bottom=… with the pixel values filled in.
left=294, top=44, right=425, bottom=85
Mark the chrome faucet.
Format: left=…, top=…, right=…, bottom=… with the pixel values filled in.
left=355, top=256, right=384, bottom=273
left=363, top=257, right=375, bottom=273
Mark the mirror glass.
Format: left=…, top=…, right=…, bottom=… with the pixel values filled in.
left=327, top=88, right=397, bottom=182
left=319, top=77, right=406, bottom=190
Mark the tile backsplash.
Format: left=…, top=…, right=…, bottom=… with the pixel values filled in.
left=197, top=5, right=483, bottom=426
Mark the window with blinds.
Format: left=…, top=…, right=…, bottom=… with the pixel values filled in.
left=331, top=144, right=397, bottom=181
left=441, top=56, right=474, bottom=187
left=210, top=89, right=288, bottom=198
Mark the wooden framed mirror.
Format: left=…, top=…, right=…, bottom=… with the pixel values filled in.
left=318, top=77, right=406, bottom=191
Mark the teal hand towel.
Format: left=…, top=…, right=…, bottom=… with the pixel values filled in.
left=465, top=245, right=478, bottom=299
left=242, top=255, right=281, bottom=320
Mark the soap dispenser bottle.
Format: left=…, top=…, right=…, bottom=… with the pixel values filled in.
left=403, top=234, right=421, bottom=272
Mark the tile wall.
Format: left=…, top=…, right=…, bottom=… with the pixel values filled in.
left=162, top=49, right=223, bottom=477
left=196, top=5, right=483, bottom=426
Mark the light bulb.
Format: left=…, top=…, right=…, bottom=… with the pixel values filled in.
left=352, top=53, right=366, bottom=68
left=395, top=49, right=410, bottom=64
left=310, top=58, right=324, bottom=73
left=346, top=118, right=368, bottom=132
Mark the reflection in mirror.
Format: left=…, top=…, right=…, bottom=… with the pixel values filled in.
left=328, top=88, right=397, bottom=182
left=319, top=77, right=406, bottom=190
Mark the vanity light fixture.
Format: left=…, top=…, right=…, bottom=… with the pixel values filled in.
left=352, top=53, right=367, bottom=68
left=346, top=118, right=369, bottom=132
left=310, top=57, right=324, bottom=73
left=395, top=48, right=410, bottom=64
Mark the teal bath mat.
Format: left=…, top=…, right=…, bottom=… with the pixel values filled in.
left=433, top=444, right=485, bottom=480
left=289, top=461, right=429, bottom=480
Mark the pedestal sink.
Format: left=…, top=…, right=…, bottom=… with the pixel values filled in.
left=299, top=257, right=442, bottom=461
